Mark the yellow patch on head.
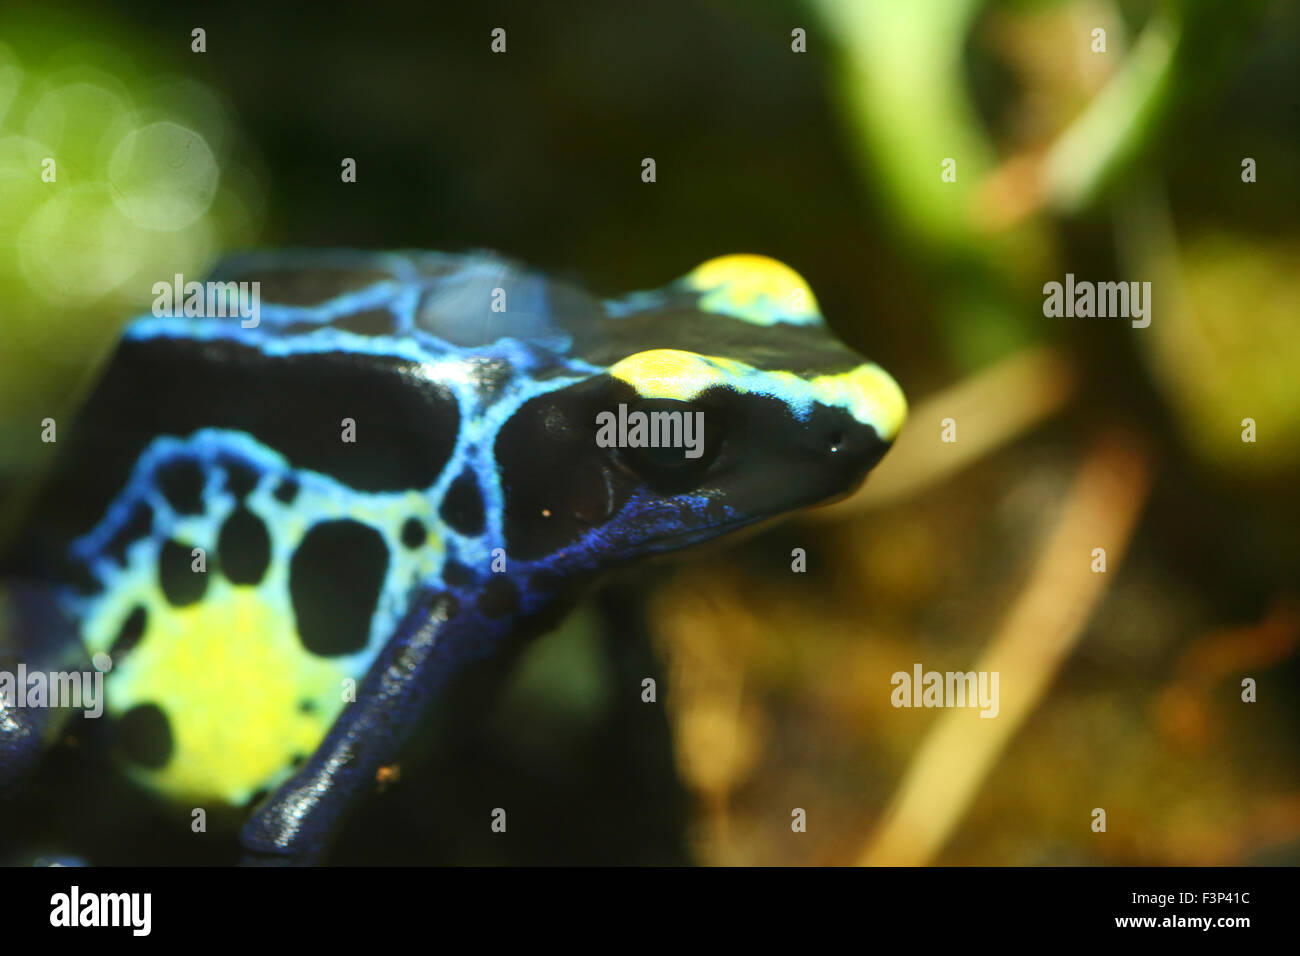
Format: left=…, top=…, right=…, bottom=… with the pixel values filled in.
left=107, top=581, right=347, bottom=805
left=809, top=363, right=908, bottom=441
left=607, top=349, right=744, bottom=401
left=608, top=349, right=907, bottom=439
left=685, top=254, right=821, bottom=326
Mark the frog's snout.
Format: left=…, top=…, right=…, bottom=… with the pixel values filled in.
left=799, top=358, right=904, bottom=489
left=809, top=414, right=892, bottom=495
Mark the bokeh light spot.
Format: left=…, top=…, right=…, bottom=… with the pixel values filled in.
left=108, top=120, right=219, bottom=230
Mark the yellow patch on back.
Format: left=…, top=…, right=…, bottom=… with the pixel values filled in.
left=685, top=254, right=821, bottom=326
left=107, top=580, right=347, bottom=806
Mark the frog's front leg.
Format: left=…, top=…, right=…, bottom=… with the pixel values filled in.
left=239, top=589, right=471, bottom=864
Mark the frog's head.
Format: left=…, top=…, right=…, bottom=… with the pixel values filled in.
left=493, top=255, right=906, bottom=574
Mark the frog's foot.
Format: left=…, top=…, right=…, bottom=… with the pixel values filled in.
left=238, top=590, right=461, bottom=864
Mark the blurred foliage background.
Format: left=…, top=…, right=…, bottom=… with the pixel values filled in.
left=0, top=0, right=1297, bottom=864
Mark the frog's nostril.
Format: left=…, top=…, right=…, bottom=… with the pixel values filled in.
left=823, top=422, right=890, bottom=477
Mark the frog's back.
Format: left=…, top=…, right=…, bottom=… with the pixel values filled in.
left=10, top=250, right=587, bottom=573
left=4, top=249, right=588, bottom=805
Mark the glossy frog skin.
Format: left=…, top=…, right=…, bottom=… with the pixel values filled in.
left=0, top=250, right=906, bottom=862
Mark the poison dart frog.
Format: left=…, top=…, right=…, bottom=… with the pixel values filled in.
left=0, top=251, right=906, bottom=863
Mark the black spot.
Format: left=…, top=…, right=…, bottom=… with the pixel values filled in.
left=159, top=539, right=206, bottom=606
left=440, top=469, right=485, bottom=536
left=298, top=699, right=317, bottom=714
left=400, top=518, right=426, bottom=549
left=221, top=460, right=259, bottom=499
left=117, top=704, right=173, bottom=769
left=246, top=787, right=269, bottom=808
left=477, top=576, right=519, bottom=618
left=218, top=506, right=271, bottom=585
left=332, top=308, right=396, bottom=336
left=273, top=477, right=300, bottom=504
left=290, top=520, right=389, bottom=657
left=290, top=752, right=306, bottom=768
left=104, top=502, right=153, bottom=566
left=109, top=605, right=148, bottom=658
left=443, top=561, right=475, bottom=589
left=156, top=458, right=205, bottom=515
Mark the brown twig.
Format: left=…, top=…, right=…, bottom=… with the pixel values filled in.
left=859, top=431, right=1152, bottom=865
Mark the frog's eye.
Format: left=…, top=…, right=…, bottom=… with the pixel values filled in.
left=613, top=399, right=723, bottom=495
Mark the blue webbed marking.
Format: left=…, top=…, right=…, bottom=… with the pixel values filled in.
left=62, top=430, right=451, bottom=672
